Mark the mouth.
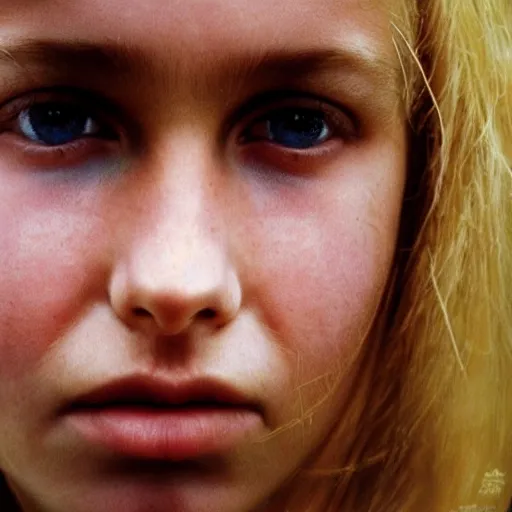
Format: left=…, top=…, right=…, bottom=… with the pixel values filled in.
left=63, top=376, right=264, bottom=460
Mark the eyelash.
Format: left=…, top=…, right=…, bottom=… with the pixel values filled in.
left=0, top=88, right=357, bottom=169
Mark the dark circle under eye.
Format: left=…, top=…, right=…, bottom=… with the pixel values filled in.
left=266, top=108, right=330, bottom=149
left=19, top=102, right=98, bottom=146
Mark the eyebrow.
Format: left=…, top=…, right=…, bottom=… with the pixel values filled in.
left=0, top=40, right=135, bottom=75
left=246, top=47, right=400, bottom=88
left=0, top=39, right=401, bottom=101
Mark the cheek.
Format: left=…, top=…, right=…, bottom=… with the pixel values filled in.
left=0, top=181, right=107, bottom=378
left=239, top=180, right=400, bottom=377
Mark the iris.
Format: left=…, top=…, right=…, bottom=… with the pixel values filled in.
left=265, top=108, right=330, bottom=149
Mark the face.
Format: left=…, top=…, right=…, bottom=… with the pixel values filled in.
left=0, top=1, right=407, bottom=511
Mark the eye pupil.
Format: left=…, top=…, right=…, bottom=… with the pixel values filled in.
left=267, top=109, right=328, bottom=149
left=26, top=103, right=90, bottom=146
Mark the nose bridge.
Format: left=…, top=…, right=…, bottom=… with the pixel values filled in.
left=136, top=139, right=224, bottom=273
left=109, top=141, right=240, bottom=335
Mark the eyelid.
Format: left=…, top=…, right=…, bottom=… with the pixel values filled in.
left=230, top=90, right=360, bottom=143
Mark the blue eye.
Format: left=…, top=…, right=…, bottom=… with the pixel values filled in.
left=267, top=109, right=330, bottom=149
left=246, top=108, right=332, bottom=149
left=18, top=102, right=101, bottom=146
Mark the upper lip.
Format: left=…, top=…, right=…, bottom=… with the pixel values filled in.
left=65, top=375, right=259, bottom=412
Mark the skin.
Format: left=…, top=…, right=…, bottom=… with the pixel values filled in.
left=0, top=0, right=407, bottom=511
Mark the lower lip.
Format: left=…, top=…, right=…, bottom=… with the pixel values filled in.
left=66, top=406, right=262, bottom=460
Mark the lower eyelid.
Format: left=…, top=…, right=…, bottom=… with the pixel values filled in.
left=1, top=132, right=122, bottom=170
left=236, top=138, right=345, bottom=177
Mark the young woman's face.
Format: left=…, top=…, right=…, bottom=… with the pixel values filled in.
left=0, top=1, right=407, bottom=510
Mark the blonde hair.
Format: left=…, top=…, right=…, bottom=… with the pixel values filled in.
left=280, top=1, right=512, bottom=510
left=391, top=0, right=511, bottom=510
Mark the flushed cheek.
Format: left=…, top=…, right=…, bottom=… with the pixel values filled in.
left=241, top=192, right=397, bottom=379
left=0, top=189, right=109, bottom=379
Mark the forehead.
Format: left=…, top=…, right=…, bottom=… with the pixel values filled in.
left=0, top=0, right=398, bottom=68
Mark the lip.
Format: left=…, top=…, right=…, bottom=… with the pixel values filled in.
left=63, top=375, right=264, bottom=460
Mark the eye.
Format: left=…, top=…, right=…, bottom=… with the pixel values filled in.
left=18, top=101, right=103, bottom=146
left=234, top=95, right=358, bottom=177
left=238, top=92, right=358, bottom=154
left=0, top=90, right=123, bottom=171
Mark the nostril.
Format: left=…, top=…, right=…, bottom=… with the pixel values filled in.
left=132, top=308, right=218, bottom=327
left=133, top=307, right=151, bottom=317
left=198, top=308, right=217, bottom=320
left=132, top=307, right=216, bottom=321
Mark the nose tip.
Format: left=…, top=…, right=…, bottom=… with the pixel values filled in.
left=109, top=262, right=242, bottom=337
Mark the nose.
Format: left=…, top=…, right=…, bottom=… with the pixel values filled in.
left=108, top=155, right=242, bottom=337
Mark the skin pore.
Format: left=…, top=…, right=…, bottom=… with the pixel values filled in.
left=0, top=1, right=407, bottom=511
